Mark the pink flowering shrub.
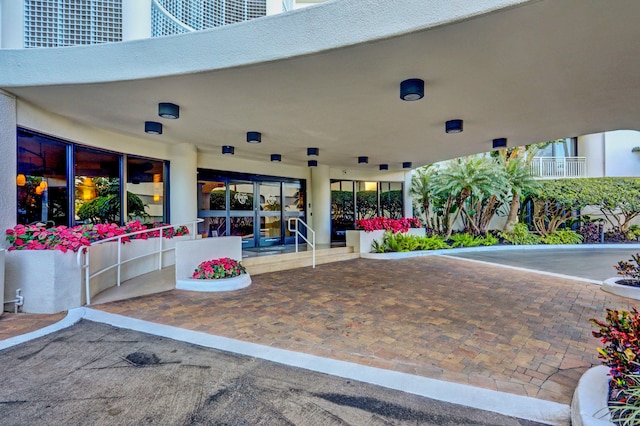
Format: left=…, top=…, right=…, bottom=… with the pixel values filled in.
left=5, top=220, right=189, bottom=253
left=192, top=258, right=246, bottom=280
left=355, top=217, right=422, bottom=233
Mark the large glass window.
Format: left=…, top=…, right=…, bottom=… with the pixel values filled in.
left=356, top=181, right=378, bottom=219
left=74, top=147, right=122, bottom=224
left=126, top=156, right=167, bottom=223
left=17, top=131, right=69, bottom=226
left=16, top=128, right=168, bottom=227
left=331, top=181, right=354, bottom=240
left=380, top=182, right=403, bottom=219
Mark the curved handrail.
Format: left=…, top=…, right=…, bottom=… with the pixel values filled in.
left=287, top=218, right=315, bottom=268
left=77, top=219, right=203, bottom=304
left=151, top=0, right=197, bottom=32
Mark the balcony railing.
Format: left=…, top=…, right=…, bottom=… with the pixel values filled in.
left=529, top=156, right=587, bottom=179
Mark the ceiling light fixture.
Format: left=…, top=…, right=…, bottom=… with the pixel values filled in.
left=307, top=147, right=319, bottom=156
left=158, top=103, right=179, bottom=119
left=145, top=121, right=163, bottom=135
left=402, top=162, right=412, bottom=169
left=271, top=154, right=281, bottom=162
left=358, top=156, right=368, bottom=164
left=308, top=160, right=318, bottom=167
left=445, top=119, right=463, bottom=134
left=247, top=131, right=261, bottom=144
left=222, top=145, right=234, bottom=155
left=492, top=138, right=508, bottom=149
left=400, top=78, right=424, bottom=101
left=379, top=164, right=388, bottom=170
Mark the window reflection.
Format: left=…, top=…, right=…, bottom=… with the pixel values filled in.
left=127, top=156, right=166, bottom=223
left=75, top=147, right=121, bottom=224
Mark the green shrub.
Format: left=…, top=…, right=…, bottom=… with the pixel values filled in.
left=540, top=229, right=583, bottom=245
left=499, top=223, right=540, bottom=245
left=479, top=233, right=499, bottom=246
left=416, top=235, right=450, bottom=251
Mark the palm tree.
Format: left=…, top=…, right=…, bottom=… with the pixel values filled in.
left=431, top=156, right=505, bottom=238
left=501, top=156, right=540, bottom=231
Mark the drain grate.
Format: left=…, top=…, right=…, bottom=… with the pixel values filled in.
left=124, top=352, right=160, bottom=367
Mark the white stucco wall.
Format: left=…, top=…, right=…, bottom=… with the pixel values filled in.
left=122, top=0, right=151, bottom=41
left=603, top=130, right=640, bottom=177
left=0, top=0, right=24, bottom=49
left=0, top=90, right=17, bottom=248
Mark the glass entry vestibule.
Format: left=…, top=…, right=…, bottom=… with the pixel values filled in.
left=197, top=169, right=305, bottom=249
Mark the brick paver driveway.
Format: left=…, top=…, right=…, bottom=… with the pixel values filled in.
left=95, top=256, right=634, bottom=405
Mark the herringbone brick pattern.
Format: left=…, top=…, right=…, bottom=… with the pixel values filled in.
left=92, top=256, right=634, bottom=405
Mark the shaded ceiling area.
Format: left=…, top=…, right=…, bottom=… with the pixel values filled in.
left=2, top=0, right=640, bottom=170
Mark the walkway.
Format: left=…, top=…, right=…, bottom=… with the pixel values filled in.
left=91, top=256, right=633, bottom=406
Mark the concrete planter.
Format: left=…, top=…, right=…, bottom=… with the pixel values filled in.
left=176, top=273, right=251, bottom=292
left=571, top=366, right=613, bottom=426
left=5, top=249, right=83, bottom=313
left=346, top=228, right=426, bottom=253
left=175, top=237, right=243, bottom=284
left=602, top=277, right=640, bottom=300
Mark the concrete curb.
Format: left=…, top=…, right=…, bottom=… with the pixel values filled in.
left=602, top=277, right=640, bottom=300
left=571, top=366, right=613, bottom=426
left=176, top=273, right=251, bottom=292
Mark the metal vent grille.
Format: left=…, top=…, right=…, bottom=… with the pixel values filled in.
left=152, top=0, right=266, bottom=37
left=24, top=0, right=122, bottom=48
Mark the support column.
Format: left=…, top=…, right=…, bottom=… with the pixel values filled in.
left=403, top=169, right=413, bottom=218
left=310, top=164, right=331, bottom=246
left=0, top=91, right=17, bottom=248
left=578, top=133, right=605, bottom=178
left=1, top=0, right=25, bottom=48
left=169, top=143, right=197, bottom=225
left=122, top=0, right=152, bottom=41
left=266, top=0, right=283, bottom=15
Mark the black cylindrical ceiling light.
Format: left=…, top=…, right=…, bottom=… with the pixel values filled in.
left=358, top=156, right=368, bottom=164
left=308, top=160, right=318, bottom=167
left=271, top=154, right=281, bottom=162
left=222, top=145, right=234, bottom=155
left=492, top=138, right=508, bottom=149
left=379, top=164, right=389, bottom=170
left=400, top=78, right=424, bottom=101
left=403, top=162, right=412, bottom=169
left=145, top=121, right=163, bottom=135
left=445, top=119, right=463, bottom=134
left=247, top=131, right=261, bottom=143
left=307, top=147, right=319, bottom=156
left=158, top=103, right=179, bottom=119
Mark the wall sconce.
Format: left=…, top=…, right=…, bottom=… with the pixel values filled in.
left=271, top=154, right=281, bottom=162
left=445, top=119, right=463, bottom=134
left=307, top=147, right=319, bottom=156
left=247, top=131, right=261, bottom=144
left=16, top=174, right=26, bottom=186
left=400, top=78, right=424, bottom=101
left=308, top=160, right=318, bottom=167
left=492, top=138, right=508, bottom=149
left=379, top=164, right=388, bottom=170
left=222, top=146, right=235, bottom=155
left=158, top=102, right=179, bottom=119
left=402, top=162, right=412, bottom=169
left=79, top=177, right=96, bottom=200
left=358, top=156, right=368, bottom=164
left=145, top=121, right=163, bottom=135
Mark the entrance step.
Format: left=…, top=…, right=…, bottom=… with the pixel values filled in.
left=242, top=246, right=359, bottom=275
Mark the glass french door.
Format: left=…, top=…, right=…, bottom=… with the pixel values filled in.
left=198, top=175, right=305, bottom=249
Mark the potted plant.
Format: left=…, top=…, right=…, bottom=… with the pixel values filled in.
left=602, top=254, right=640, bottom=300
left=176, top=257, right=251, bottom=292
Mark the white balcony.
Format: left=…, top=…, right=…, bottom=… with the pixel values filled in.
left=529, top=157, right=587, bottom=179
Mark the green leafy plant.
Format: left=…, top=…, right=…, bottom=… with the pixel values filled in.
left=614, top=253, right=640, bottom=283
left=449, top=233, right=484, bottom=248
left=498, top=223, right=540, bottom=245
left=609, top=372, right=640, bottom=426
left=371, top=232, right=449, bottom=253
left=416, top=235, right=450, bottom=251
left=539, top=229, right=583, bottom=245
left=591, top=308, right=640, bottom=392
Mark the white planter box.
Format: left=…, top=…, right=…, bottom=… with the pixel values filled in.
left=346, top=228, right=426, bottom=253
left=5, top=250, right=83, bottom=313
left=175, top=237, right=243, bottom=284
left=602, top=277, right=640, bottom=300
left=571, top=366, right=613, bottom=426
left=176, top=273, right=251, bottom=292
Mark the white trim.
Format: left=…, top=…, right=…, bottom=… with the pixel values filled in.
left=176, top=273, right=251, bottom=291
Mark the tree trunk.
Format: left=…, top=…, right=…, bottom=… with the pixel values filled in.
left=503, top=192, right=520, bottom=231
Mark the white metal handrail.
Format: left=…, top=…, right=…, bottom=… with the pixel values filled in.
left=77, top=219, right=203, bottom=305
left=529, top=156, right=587, bottom=179
left=287, top=217, right=316, bottom=268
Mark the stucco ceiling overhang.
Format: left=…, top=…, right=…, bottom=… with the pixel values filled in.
left=1, top=0, right=639, bottom=170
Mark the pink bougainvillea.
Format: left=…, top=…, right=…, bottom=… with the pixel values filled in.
left=5, top=220, right=189, bottom=253
left=192, top=258, right=246, bottom=280
left=354, top=217, right=422, bottom=233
